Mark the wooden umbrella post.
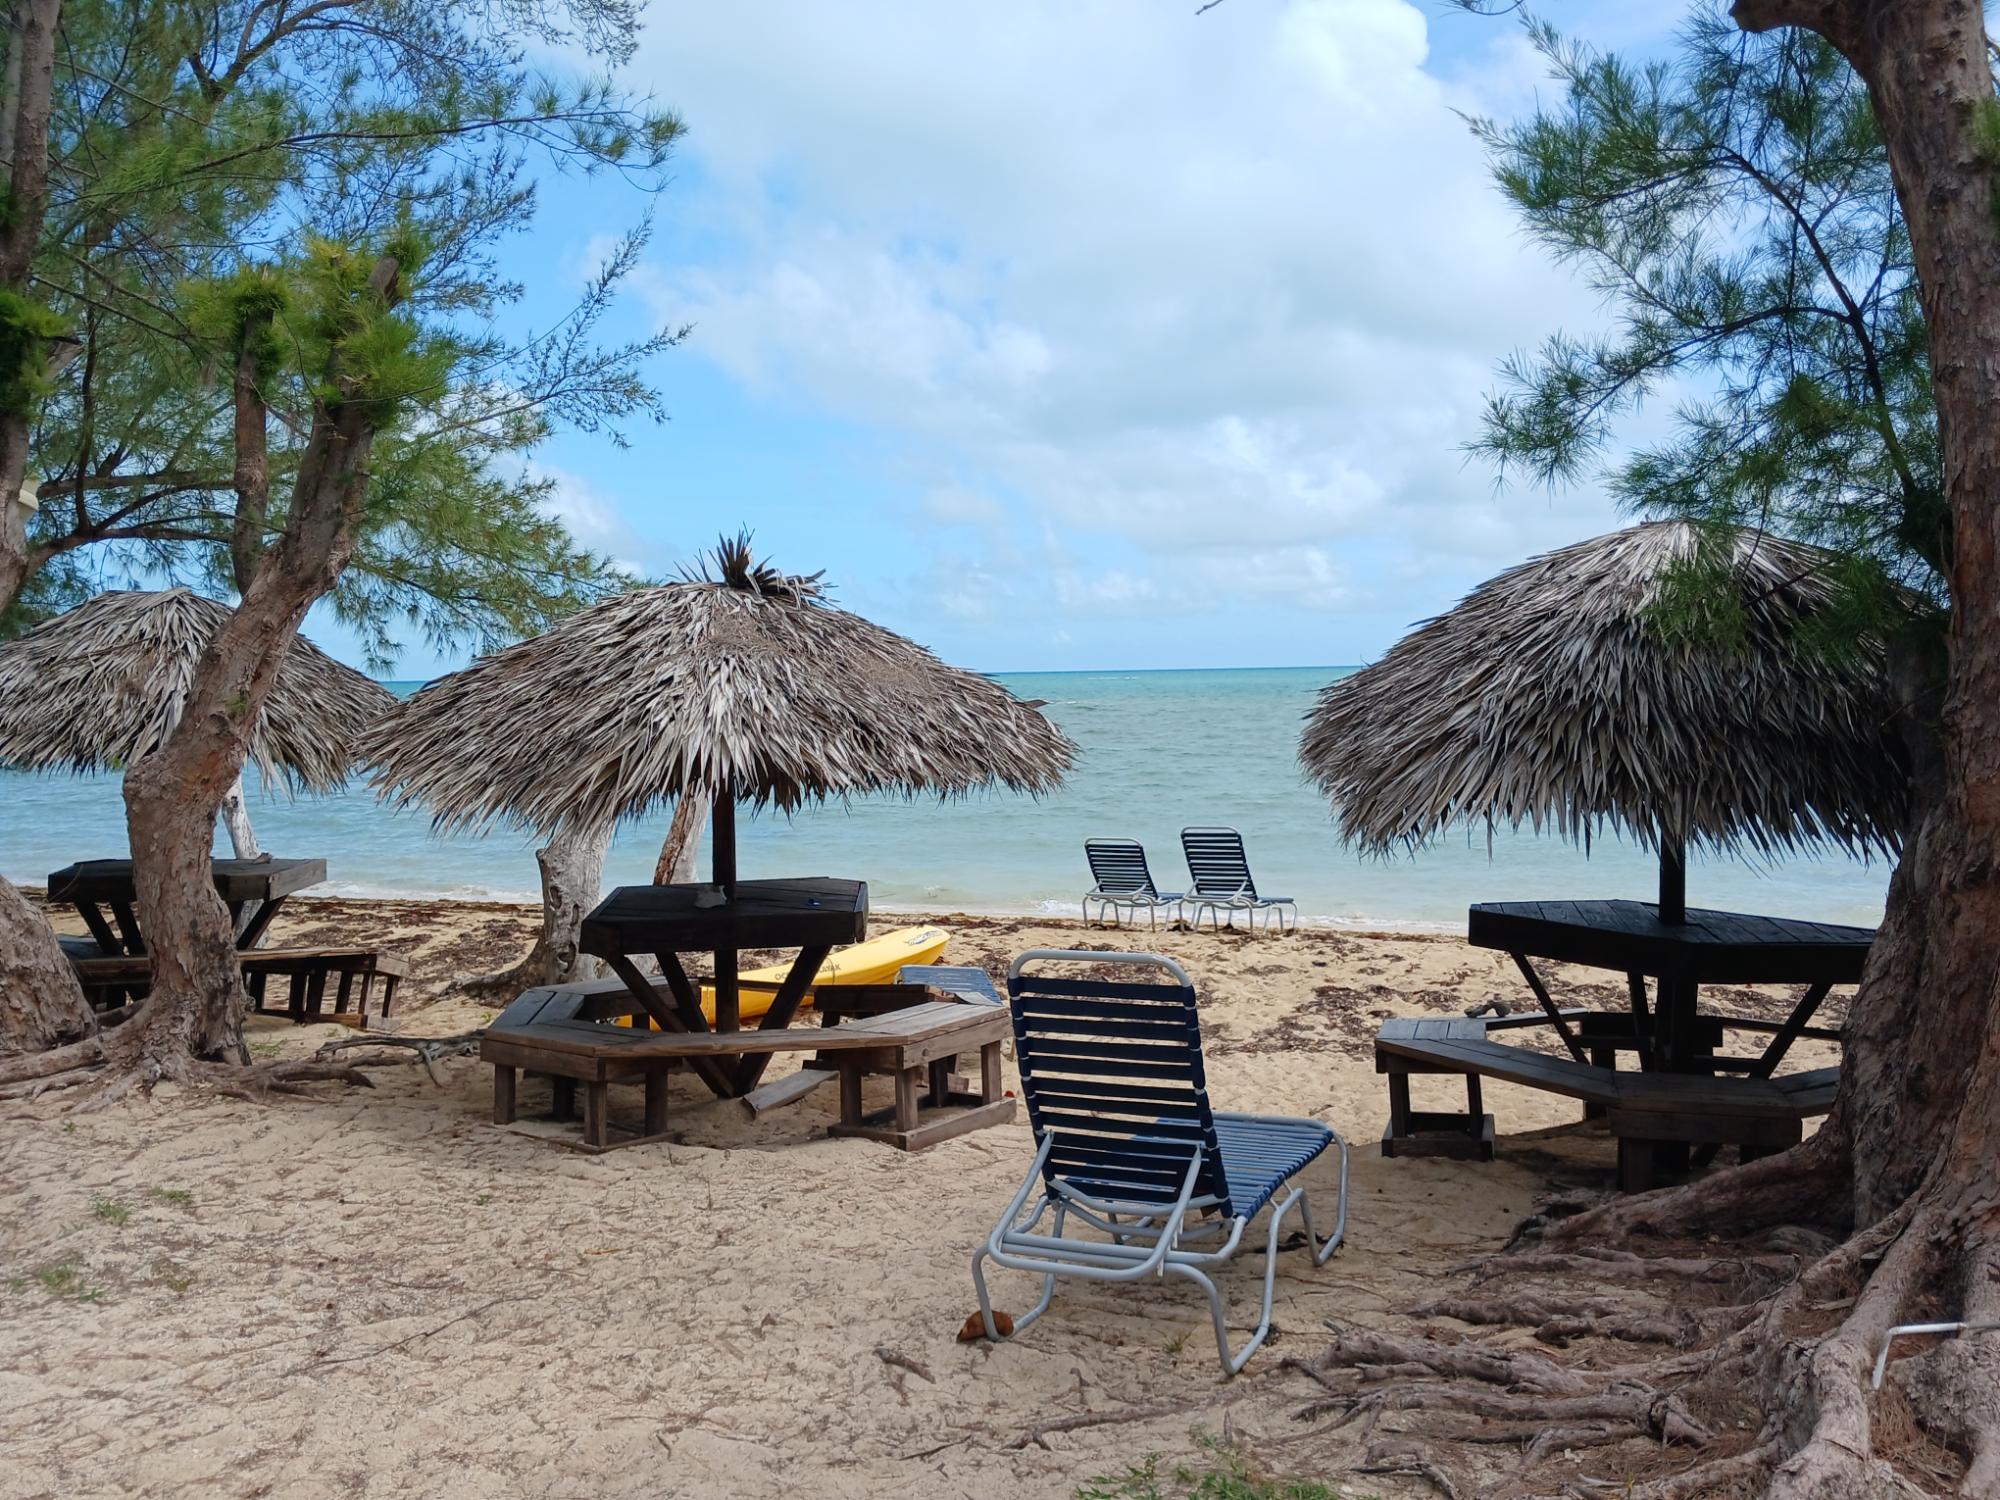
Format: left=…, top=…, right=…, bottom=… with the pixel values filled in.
left=711, top=784, right=738, bottom=1032
left=1658, top=831, right=1687, bottom=926
left=1656, top=828, right=1694, bottom=1078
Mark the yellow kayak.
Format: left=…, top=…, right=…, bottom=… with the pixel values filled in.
left=672, top=925, right=951, bottom=1025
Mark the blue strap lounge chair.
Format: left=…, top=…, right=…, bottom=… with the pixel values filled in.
left=1181, top=827, right=1297, bottom=934
left=971, top=950, right=1347, bottom=1374
left=1082, top=838, right=1184, bottom=930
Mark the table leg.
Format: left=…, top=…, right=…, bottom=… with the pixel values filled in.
left=611, top=953, right=734, bottom=1099
left=644, top=1072, right=670, bottom=1136
left=493, top=1066, right=518, bottom=1125
left=582, top=1082, right=610, bottom=1150
left=1508, top=952, right=1589, bottom=1063
left=1752, top=981, right=1834, bottom=1078
left=1387, top=1072, right=1413, bottom=1141
left=712, top=948, right=739, bottom=1035
left=980, top=1041, right=1003, bottom=1103
left=927, top=1056, right=953, bottom=1105
left=838, top=1065, right=865, bottom=1129
left=237, top=895, right=285, bottom=951
left=1618, top=1137, right=1656, bottom=1194
left=734, top=945, right=831, bottom=1095
left=108, top=901, right=145, bottom=955
left=893, top=1067, right=921, bottom=1133
left=1657, top=974, right=1699, bottom=1073
left=75, top=901, right=122, bottom=956
left=1625, top=972, right=1657, bottom=1070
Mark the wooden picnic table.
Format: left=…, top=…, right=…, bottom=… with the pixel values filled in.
left=576, top=876, right=869, bottom=1099
left=1467, top=898, right=1873, bottom=1078
left=46, top=857, right=327, bottom=956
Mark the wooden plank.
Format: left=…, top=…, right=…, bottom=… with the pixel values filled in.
left=828, top=1096, right=1015, bottom=1151
left=736, top=943, right=832, bottom=1094
left=739, top=1067, right=837, bottom=1117
left=578, top=878, right=868, bottom=957
left=478, top=1037, right=605, bottom=1080
left=1508, top=952, right=1590, bottom=1063
left=1752, top=982, right=1834, bottom=1077
left=627, top=1007, right=1004, bottom=1058
left=1373, top=1035, right=1624, bottom=1105
left=600, top=954, right=734, bottom=1098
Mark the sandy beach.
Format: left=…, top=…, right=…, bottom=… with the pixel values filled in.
left=1, top=894, right=1842, bottom=1499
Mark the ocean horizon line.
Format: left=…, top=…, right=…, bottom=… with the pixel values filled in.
left=372, top=661, right=1369, bottom=687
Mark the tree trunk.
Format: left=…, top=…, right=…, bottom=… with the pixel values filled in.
left=454, top=819, right=610, bottom=999
left=0, top=875, right=95, bottom=1054
left=1536, top=5, right=2000, bottom=1492
left=654, top=794, right=706, bottom=884
left=0, top=0, right=62, bottom=529
left=116, top=257, right=401, bottom=1079
left=0, top=3, right=103, bottom=1059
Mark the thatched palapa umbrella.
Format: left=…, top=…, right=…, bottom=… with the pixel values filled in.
left=0, top=588, right=395, bottom=853
left=1300, top=521, right=1907, bottom=919
left=362, top=536, right=1076, bottom=1013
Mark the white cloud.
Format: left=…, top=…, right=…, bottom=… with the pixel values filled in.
left=622, top=0, right=1671, bottom=657
left=530, top=460, right=658, bottom=578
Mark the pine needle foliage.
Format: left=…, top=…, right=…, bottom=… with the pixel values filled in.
left=1466, top=6, right=1946, bottom=656
left=9, top=0, right=688, bottom=664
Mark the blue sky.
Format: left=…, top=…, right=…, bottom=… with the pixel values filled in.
left=313, top=0, right=1688, bottom=681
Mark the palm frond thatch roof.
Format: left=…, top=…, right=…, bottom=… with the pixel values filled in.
left=361, top=543, right=1077, bottom=835
left=1300, top=522, right=1908, bottom=859
left=0, top=587, right=395, bottom=792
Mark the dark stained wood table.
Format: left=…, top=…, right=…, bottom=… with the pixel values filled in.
left=46, top=857, right=327, bottom=956
left=1468, top=899, right=1874, bottom=1077
left=578, top=877, right=869, bottom=1099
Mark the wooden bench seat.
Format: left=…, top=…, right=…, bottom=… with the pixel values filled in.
left=1374, top=1014, right=1838, bottom=1190
left=484, top=981, right=1016, bottom=1152
left=68, top=946, right=409, bottom=1027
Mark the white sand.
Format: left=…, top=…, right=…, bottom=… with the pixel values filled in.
left=1, top=901, right=1839, bottom=1498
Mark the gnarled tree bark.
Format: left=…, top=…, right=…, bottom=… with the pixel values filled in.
left=1369, top=6, right=2000, bottom=1496
left=0, top=874, right=94, bottom=1054
left=0, top=1, right=104, bottom=1043
left=453, top=817, right=610, bottom=999
left=654, top=793, right=706, bottom=883
left=109, top=254, right=404, bottom=1088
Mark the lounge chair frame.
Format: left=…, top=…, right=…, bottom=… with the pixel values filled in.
left=972, top=950, right=1348, bottom=1373
left=1082, top=838, right=1184, bottom=930
left=1180, top=826, right=1297, bottom=934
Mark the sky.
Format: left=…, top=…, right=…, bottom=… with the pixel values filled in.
left=314, top=0, right=1691, bottom=681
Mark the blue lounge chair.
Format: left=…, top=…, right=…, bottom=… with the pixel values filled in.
left=971, top=950, right=1347, bottom=1373
left=1181, top=827, right=1297, bottom=933
left=1082, top=838, right=1183, bottom=930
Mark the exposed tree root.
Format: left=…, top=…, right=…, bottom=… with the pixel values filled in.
left=1410, top=1290, right=1760, bottom=1348
left=1458, top=1245, right=1804, bottom=1287
left=1271, top=1161, right=1994, bottom=1500
left=1353, top=1437, right=1465, bottom=1499
left=312, top=1030, right=485, bottom=1086
left=1005, top=1380, right=1264, bottom=1451
left=0, top=998, right=384, bottom=1107
left=1528, top=1130, right=1849, bottom=1248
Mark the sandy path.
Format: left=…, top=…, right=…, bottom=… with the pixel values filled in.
left=1, top=902, right=1839, bottom=1499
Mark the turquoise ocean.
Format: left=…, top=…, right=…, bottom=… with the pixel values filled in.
left=0, top=666, right=1891, bottom=930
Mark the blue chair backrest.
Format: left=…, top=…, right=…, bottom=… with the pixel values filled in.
left=1007, top=951, right=1231, bottom=1215
left=1182, top=826, right=1256, bottom=899
left=1085, top=838, right=1161, bottom=897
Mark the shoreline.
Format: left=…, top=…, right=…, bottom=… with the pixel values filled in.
left=14, top=881, right=1472, bottom=938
